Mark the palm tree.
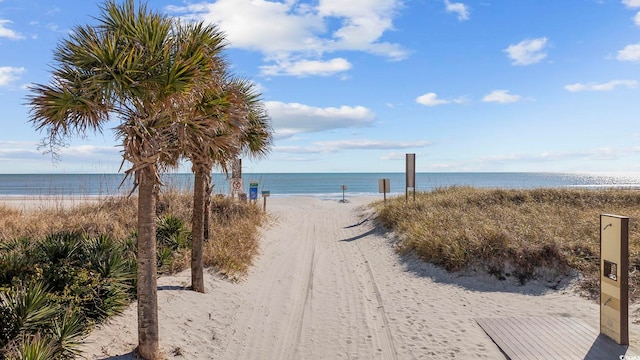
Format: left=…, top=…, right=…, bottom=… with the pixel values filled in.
left=229, top=78, right=273, bottom=160
left=27, top=1, right=225, bottom=358
left=177, top=83, right=239, bottom=293
left=184, top=75, right=272, bottom=292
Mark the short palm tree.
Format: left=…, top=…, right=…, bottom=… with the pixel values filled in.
left=27, top=1, right=225, bottom=358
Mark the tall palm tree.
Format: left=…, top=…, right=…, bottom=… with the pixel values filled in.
left=185, top=75, right=272, bottom=292
left=27, top=1, right=225, bottom=358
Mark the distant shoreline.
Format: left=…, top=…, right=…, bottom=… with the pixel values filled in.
left=1, top=172, right=640, bottom=198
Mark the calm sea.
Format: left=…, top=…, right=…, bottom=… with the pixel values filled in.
left=1, top=172, right=640, bottom=199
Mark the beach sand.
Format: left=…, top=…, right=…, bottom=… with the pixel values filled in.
left=77, top=196, right=640, bottom=359
left=0, top=195, right=105, bottom=212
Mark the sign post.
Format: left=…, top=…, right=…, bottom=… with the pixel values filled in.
left=600, top=214, right=629, bottom=345
left=230, top=178, right=243, bottom=197
left=378, top=178, right=390, bottom=202
left=249, top=180, right=258, bottom=202
left=261, top=190, right=270, bottom=211
left=340, top=185, right=347, bottom=203
left=406, top=153, right=416, bottom=202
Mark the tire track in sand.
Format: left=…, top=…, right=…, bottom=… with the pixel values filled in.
left=357, top=240, right=399, bottom=360
left=219, top=200, right=320, bottom=360
left=220, top=198, right=399, bottom=359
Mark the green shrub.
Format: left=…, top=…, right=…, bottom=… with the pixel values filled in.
left=0, top=191, right=266, bottom=357
left=0, top=232, right=136, bottom=358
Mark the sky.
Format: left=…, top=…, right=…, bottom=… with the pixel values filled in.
left=2, top=0, right=640, bottom=174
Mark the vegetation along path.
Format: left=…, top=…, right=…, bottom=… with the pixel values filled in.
left=81, top=196, right=640, bottom=359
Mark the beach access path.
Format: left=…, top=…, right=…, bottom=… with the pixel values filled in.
left=79, top=196, right=640, bottom=359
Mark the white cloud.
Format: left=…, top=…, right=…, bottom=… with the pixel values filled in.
left=444, top=0, right=470, bottom=21
left=415, top=92, right=467, bottom=106
left=0, top=66, right=25, bottom=87
left=623, top=0, right=640, bottom=8
left=416, top=92, right=449, bottom=106
left=0, top=19, right=25, bottom=40
left=57, top=145, right=120, bottom=158
left=261, top=58, right=352, bottom=77
left=315, top=139, right=429, bottom=151
left=564, top=80, right=638, bottom=92
left=167, top=0, right=407, bottom=77
left=381, top=151, right=410, bottom=160
left=276, top=139, right=430, bottom=153
left=634, top=12, right=640, bottom=26
left=0, top=142, right=120, bottom=169
left=318, top=0, right=405, bottom=56
left=504, top=37, right=548, bottom=66
left=617, top=43, right=640, bottom=62
left=0, top=141, right=38, bottom=157
left=265, top=101, right=376, bottom=138
left=482, top=90, right=522, bottom=103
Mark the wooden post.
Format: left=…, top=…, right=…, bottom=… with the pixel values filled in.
left=600, top=214, right=629, bottom=345
left=378, top=179, right=390, bottom=202
left=262, top=191, right=270, bottom=212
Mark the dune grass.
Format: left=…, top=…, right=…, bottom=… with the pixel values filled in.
left=374, top=187, right=640, bottom=301
left=0, top=191, right=265, bottom=279
left=0, top=191, right=265, bottom=358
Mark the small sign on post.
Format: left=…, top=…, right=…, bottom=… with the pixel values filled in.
left=378, top=178, right=390, bottom=202
left=600, top=214, right=629, bottom=345
left=249, top=180, right=259, bottom=202
left=230, top=178, right=243, bottom=196
left=340, top=185, right=347, bottom=203
left=262, top=190, right=270, bottom=211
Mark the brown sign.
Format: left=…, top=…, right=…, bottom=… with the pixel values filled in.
left=378, top=178, right=390, bottom=193
left=406, top=153, right=415, bottom=188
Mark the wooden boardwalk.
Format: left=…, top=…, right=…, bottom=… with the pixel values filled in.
left=476, top=317, right=636, bottom=360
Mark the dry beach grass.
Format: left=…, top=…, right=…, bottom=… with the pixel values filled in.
left=375, top=186, right=640, bottom=301
left=3, top=188, right=640, bottom=359
left=0, top=191, right=265, bottom=279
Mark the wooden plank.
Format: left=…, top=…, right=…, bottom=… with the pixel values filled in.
left=475, top=317, right=636, bottom=360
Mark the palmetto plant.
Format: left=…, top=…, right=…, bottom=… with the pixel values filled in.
left=0, top=283, right=84, bottom=359
left=1, top=310, right=86, bottom=360
left=26, top=1, right=226, bottom=358
left=11, top=333, right=55, bottom=360
left=0, top=283, right=58, bottom=344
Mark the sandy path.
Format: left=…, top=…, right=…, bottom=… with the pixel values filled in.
left=221, top=197, right=401, bottom=359
left=80, top=197, right=640, bottom=359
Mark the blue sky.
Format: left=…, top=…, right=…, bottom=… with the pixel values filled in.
left=2, top=0, right=640, bottom=174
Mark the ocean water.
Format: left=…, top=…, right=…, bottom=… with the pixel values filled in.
left=1, top=172, right=640, bottom=199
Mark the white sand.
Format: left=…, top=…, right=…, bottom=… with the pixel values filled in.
left=78, top=196, right=640, bottom=359
left=0, top=195, right=106, bottom=211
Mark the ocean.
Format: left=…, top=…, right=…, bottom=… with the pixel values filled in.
left=1, top=172, right=640, bottom=199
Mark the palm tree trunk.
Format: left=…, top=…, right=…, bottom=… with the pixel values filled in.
left=191, top=167, right=206, bottom=293
left=204, top=179, right=212, bottom=242
left=137, top=166, right=160, bottom=359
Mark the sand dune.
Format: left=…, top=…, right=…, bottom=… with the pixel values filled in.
left=79, top=196, right=640, bottom=359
